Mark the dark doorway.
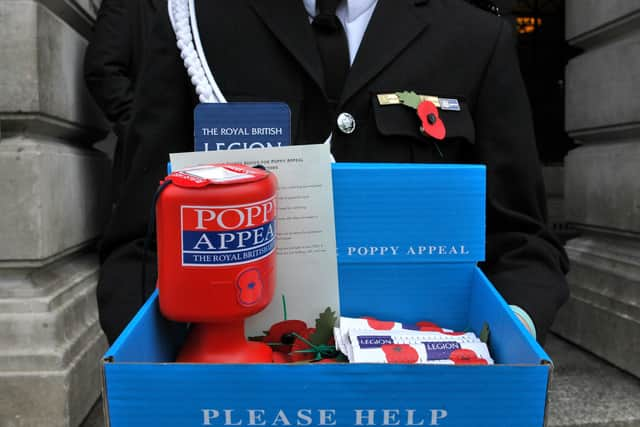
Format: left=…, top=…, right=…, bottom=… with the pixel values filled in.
left=494, top=0, right=579, bottom=164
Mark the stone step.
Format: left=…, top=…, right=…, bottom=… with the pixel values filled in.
left=545, top=334, right=640, bottom=426
left=553, top=234, right=640, bottom=378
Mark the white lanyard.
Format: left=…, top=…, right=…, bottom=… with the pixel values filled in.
left=168, top=0, right=226, bottom=103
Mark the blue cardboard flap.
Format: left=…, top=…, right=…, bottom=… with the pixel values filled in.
left=332, top=164, right=486, bottom=263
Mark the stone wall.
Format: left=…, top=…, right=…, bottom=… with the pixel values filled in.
left=552, top=1, right=640, bottom=378
left=0, top=1, right=110, bottom=426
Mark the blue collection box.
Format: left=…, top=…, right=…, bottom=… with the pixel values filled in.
left=102, top=164, right=552, bottom=427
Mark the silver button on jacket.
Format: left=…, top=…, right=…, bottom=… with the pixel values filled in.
left=337, top=112, right=356, bottom=134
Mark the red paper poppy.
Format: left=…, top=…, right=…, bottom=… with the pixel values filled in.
left=381, top=344, right=420, bottom=364
left=362, top=316, right=395, bottom=330
left=272, top=351, right=290, bottom=363
left=263, top=320, right=308, bottom=353
left=448, top=348, right=488, bottom=365
left=416, top=321, right=440, bottom=328
left=290, top=327, right=317, bottom=362
left=416, top=320, right=444, bottom=332
left=236, top=268, right=264, bottom=307
left=417, top=101, right=446, bottom=140
left=449, top=349, right=478, bottom=361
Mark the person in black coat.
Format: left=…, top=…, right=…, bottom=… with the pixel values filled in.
left=96, top=0, right=569, bottom=345
left=84, top=0, right=164, bottom=343
left=84, top=0, right=162, bottom=202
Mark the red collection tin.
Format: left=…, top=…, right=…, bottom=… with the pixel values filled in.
left=155, top=164, right=277, bottom=362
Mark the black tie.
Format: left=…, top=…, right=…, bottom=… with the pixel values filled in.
left=312, top=0, right=350, bottom=114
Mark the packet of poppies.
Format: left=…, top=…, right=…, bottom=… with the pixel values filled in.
left=334, top=317, right=494, bottom=365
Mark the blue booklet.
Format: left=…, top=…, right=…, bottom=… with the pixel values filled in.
left=194, top=102, right=291, bottom=152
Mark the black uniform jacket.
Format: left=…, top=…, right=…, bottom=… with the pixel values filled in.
left=98, top=0, right=569, bottom=343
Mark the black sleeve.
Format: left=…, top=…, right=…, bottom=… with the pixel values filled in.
left=119, top=4, right=195, bottom=185
left=98, top=1, right=195, bottom=259
left=473, top=20, right=570, bottom=341
left=96, top=6, right=195, bottom=343
left=84, top=0, right=134, bottom=132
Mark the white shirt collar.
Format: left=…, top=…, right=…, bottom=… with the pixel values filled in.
left=303, top=0, right=377, bottom=23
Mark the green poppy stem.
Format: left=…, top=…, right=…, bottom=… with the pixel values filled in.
left=282, top=295, right=287, bottom=321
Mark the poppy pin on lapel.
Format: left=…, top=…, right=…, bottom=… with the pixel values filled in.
left=417, top=100, right=446, bottom=140
left=395, top=91, right=447, bottom=140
